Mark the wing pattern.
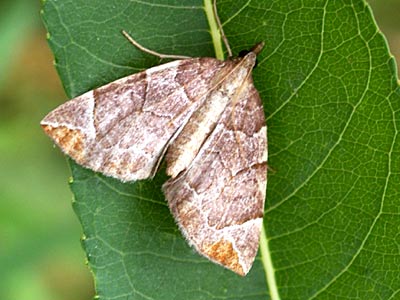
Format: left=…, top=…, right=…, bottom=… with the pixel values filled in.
left=41, top=48, right=267, bottom=275
left=41, top=58, right=234, bottom=181
left=163, top=69, right=267, bottom=275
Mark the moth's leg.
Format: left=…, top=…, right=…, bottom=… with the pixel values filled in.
left=213, top=0, right=232, bottom=57
left=121, top=30, right=191, bottom=60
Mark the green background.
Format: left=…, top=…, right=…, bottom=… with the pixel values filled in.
left=0, top=0, right=399, bottom=299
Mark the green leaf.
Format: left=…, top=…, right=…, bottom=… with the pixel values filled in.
left=41, top=0, right=400, bottom=299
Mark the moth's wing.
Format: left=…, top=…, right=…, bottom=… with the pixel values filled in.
left=41, top=58, right=231, bottom=181
left=163, top=76, right=267, bottom=275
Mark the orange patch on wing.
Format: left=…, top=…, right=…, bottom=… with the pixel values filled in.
left=204, top=239, right=244, bottom=276
left=42, top=125, right=85, bottom=160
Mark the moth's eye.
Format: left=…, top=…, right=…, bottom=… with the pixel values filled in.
left=238, top=50, right=250, bottom=57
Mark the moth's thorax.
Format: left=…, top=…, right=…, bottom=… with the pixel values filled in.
left=165, top=52, right=258, bottom=178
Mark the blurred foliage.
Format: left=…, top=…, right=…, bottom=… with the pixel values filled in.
left=0, top=0, right=93, bottom=299
left=0, top=0, right=397, bottom=299
left=369, top=0, right=400, bottom=76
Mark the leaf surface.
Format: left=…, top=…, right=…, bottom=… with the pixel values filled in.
left=42, top=0, right=400, bottom=299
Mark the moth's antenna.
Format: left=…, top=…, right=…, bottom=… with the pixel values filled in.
left=213, top=0, right=232, bottom=57
left=122, top=30, right=191, bottom=60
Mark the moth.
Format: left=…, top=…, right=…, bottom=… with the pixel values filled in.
left=41, top=3, right=267, bottom=276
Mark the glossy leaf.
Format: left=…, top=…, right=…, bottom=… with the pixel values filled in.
left=42, top=0, right=400, bottom=299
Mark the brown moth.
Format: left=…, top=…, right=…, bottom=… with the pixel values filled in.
left=41, top=4, right=267, bottom=276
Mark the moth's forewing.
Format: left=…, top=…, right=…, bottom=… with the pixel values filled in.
left=41, top=58, right=230, bottom=181
left=163, top=52, right=267, bottom=275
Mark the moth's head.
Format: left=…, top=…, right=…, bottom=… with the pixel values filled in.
left=237, top=42, right=264, bottom=68
left=238, top=42, right=264, bottom=56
